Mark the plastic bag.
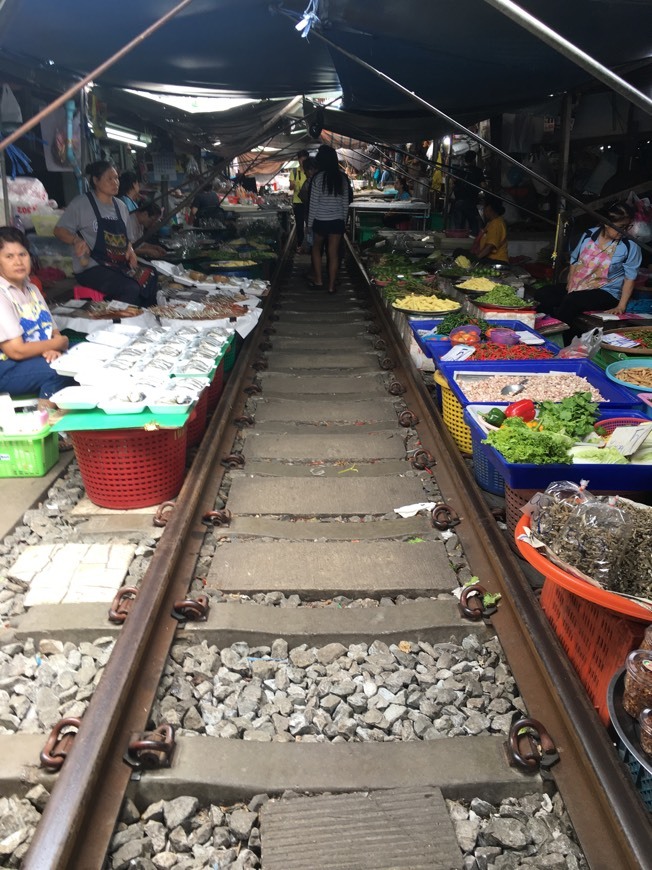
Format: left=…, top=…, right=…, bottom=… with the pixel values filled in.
left=549, top=499, right=632, bottom=587
left=557, top=327, right=603, bottom=359
left=524, top=479, right=592, bottom=539
left=2, top=177, right=50, bottom=230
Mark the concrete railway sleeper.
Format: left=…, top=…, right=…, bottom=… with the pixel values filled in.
left=0, top=240, right=649, bottom=869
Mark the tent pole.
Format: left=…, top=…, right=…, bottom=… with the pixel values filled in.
left=0, top=0, right=194, bottom=154
left=292, top=20, right=651, bottom=254
left=553, top=92, right=573, bottom=281
left=0, top=153, right=10, bottom=226
left=481, top=0, right=652, bottom=118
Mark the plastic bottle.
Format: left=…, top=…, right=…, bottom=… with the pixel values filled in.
left=623, top=650, right=652, bottom=720
left=12, top=213, right=24, bottom=232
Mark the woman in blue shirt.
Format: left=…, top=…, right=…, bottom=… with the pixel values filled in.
left=530, top=201, right=641, bottom=338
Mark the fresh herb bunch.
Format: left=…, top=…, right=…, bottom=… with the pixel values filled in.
left=536, top=391, right=599, bottom=439
left=484, top=417, right=572, bottom=464
left=437, top=312, right=490, bottom=334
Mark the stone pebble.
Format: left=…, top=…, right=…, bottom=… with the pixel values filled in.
left=0, top=789, right=587, bottom=869
left=150, top=636, right=524, bottom=743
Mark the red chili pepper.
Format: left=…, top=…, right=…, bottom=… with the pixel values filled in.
left=505, top=399, right=537, bottom=422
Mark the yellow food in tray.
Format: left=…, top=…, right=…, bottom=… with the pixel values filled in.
left=211, top=260, right=257, bottom=268
left=454, top=255, right=472, bottom=268
left=393, top=295, right=460, bottom=312
left=456, top=277, right=499, bottom=292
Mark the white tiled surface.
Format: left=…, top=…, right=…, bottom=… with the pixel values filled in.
left=9, top=543, right=136, bottom=606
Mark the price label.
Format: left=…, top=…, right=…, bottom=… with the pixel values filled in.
left=604, top=332, right=641, bottom=348
left=440, top=345, right=476, bottom=362
left=515, top=330, right=544, bottom=345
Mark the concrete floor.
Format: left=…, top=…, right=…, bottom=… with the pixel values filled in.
left=0, top=452, right=75, bottom=540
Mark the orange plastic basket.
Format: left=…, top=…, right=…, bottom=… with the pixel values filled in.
left=71, top=427, right=187, bottom=509
left=540, top=580, right=646, bottom=724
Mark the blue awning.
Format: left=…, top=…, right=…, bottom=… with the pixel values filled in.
left=1, top=0, right=651, bottom=141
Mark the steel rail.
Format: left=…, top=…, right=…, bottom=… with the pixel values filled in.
left=351, top=242, right=652, bottom=870
left=23, top=240, right=295, bottom=869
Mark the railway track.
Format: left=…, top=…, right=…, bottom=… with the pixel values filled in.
left=1, top=240, right=650, bottom=869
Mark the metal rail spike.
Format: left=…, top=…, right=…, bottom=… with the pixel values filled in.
left=125, top=724, right=175, bottom=770
left=202, top=509, right=232, bottom=528
left=458, top=583, right=498, bottom=621
left=153, top=500, right=176, bottom=527
left=399, top=409, right=420, bottom=428
left=506, top=718, right=559, bottom=772
left=171, top=594, right=209, bottom=622
left=388, top=380, right=406, bottom=395
left=244, top=383, right=262, bottom=396
left=108, top=586, right=138, bottom=624
left=431, top=503, right=460, bottom=530
left=410, top=448, right=436, bottom=469
left=221, top=453, right=245, bottom=469
left=40, top=717, right=82, bottom=771
left=379, top=356, right=395, bottom=370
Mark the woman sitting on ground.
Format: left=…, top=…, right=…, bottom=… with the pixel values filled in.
left=54, top=161, right=157, bottom=307
left=0, top=227, right=73, bottom=404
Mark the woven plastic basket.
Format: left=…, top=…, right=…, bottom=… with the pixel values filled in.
left=433, top=369, right=472, bottom=453
left=206, top=362, right=224, bottom=416
left=541, top=581, right=646, bottom=725
left=186, top=389, right=208, bottom=448
left=71, top=427, right=187, bottom=509
left=471, top=429, right=505, bottom=495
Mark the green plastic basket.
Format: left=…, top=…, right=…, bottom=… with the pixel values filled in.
left=0, top=428, right=59, bottom=477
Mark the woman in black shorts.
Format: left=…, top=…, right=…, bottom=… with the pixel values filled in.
left=306, top=145, right=352, bottom=294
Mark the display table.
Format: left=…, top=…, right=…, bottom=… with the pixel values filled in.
left=52, top=307, right=158, bottom=336
left=47, top=326, right=235, bottom=509
left=349, top=199, right=430, bottom=242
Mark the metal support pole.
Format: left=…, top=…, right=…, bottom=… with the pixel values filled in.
left=0, top=153, right=10, bottom=226
left=554, top=93, right=573, bottom=281
left=481, top=0, right=652, bottom=118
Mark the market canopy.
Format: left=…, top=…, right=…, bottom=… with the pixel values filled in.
left=1, top=0, right=651, bottom=143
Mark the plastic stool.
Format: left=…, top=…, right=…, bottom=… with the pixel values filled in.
left=74, top=285, right=106, bottom=302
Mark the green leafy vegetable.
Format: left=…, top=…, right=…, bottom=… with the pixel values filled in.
left=437, top=312, right=490, bottom=335
left=537, top=391, right=599, bottom=439
left=484, top=417, right=572, bottom=464
left=479, top=284, right=530, bottom=308
left=569, top=446, right=628, bottom=464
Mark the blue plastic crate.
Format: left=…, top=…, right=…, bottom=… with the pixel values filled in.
left=408, top=319, right=558, bottom=358
left=440, top=359, right=643, bottom=410
left=464, top=405, right=651, bottom=490
left=470, top=428, right=505, bottom=495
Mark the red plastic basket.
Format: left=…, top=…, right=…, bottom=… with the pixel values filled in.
left=206, top=362, right=224, bottom=416
left=186, top=388, right=208, bottom=448
left=71, top=427, right=187, bottom=509
left=540, top=580, right=646, bottom=724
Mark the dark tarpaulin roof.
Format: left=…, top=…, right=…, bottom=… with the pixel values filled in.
left=1, top=0, right=651, bottom=143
